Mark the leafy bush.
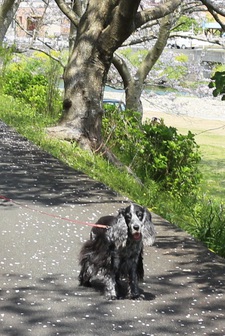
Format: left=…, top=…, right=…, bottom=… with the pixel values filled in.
left=102, top=107, right=201, bottom=196
left=0, top=52, right=62, bottom=116
left=175, top=53, right=188, bottom=63
left=173, top=15, right=200, bottom=34
left=209, top=70, right=225, bottom=101
left=3, top=66, right=47, bottom=100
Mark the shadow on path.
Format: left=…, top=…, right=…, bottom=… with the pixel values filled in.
left=0, top=121, right=124, bottom=207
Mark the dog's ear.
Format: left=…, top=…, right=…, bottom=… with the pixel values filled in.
left=142, top=208, right=156, bottom=246
left=107, top=213, right=128, bottom=248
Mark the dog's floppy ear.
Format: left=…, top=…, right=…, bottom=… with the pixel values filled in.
left=106, top=213, right=128, bottom=248
left=142, top=208, right=156, bottom=246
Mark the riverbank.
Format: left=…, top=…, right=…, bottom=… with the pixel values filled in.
left=142, top=94, right=225, bottom=121
left=103, top=91, right=225, bottom=142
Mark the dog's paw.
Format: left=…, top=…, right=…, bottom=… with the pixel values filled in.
left=134, top=293, right=145, bottom=300
left=105, top=293, right=117, bottom=300
left=130, top=291, right=145, bottom=300
left=79, top=279, right=91, bottom=287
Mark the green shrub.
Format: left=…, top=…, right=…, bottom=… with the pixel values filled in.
left=102, top=107, right=201, bottom=197
left=1, top=52, right=62, bottom=116
left=175, top=53, right=188, bottom=63
left=3, top=67, right=47, bottom=100
left=209, top=70, right=225, bottom=101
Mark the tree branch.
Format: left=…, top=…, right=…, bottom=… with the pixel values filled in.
left=200, top=0, right=225, bottom=17
left=100, top=0, right=141, bottom=53
left=54, top=0, right=79, bottom=26
left=135, top=0, right=181, bottom=29
left=30, top=47, right=65, bottom=69
left=137, top=15, right=173, bottom=83
left=112, top=53, right=132, bottom=90
left=1, top=0, right=19, bottom=17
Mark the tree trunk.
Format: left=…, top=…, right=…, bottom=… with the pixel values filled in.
left=59, top=45, right=108, bottom=150
left=0, top=0, right=20, bottom=44
left=48, top=0, right=143, bottom=150
left=47, top=42, right=109, bottom=151
left=125, top=80, right=143, bottom=116
left=48, top=17, right=112, bottom=150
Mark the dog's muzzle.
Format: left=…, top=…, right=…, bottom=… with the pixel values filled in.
left=132, top=232, right=142, bottom=240
left=132, top=224, right=142, bottom=240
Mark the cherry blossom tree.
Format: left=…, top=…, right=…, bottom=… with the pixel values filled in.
left=48, top=0, right=182, bottom=151
left=49, top=0, right=225, bottom=151
left=2, top=1, right=224, bottom=151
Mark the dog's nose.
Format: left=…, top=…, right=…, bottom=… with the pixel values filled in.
left=133, top=224, right=140, bottom=231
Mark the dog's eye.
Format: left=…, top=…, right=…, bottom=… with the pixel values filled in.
left=136, top=211, right=143, bottom=220
left=124, top=212, right=131, bottom=223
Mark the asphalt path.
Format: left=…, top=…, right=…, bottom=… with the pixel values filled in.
left=0, top=120, right=225, bottom=336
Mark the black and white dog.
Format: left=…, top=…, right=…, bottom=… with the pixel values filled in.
left=78, top=203, right=156, bottom=299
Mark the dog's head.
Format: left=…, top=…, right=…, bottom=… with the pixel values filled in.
left=120, top=203, right=156, bottom=245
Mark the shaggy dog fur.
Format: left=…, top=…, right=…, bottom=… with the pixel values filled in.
left=78, top=203, right=156, bottom=299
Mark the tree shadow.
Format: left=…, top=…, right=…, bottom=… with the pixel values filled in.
left=0, top=121, right=126, bottom=207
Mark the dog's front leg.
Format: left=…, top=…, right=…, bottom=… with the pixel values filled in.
left=129, top=267, right=140, bottom=299
left=104, top=272, right=117, bottom=300
left=104, top=251, right=120, bottom=300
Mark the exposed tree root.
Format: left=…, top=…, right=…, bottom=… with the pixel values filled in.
left=46, top=126, right=93, bottom=151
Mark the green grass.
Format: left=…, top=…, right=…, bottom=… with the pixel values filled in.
left=186, top=127, right=225, bottom=202
left=199, top=145, right=225, bottom=201
left=173, top=121, right=225, bottom=202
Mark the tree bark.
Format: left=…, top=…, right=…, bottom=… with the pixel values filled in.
left=125, top=80, right=143, bottom=114
left=59, top=47, right=108, bottom=150
left=0, top=0, right=20, bottom=44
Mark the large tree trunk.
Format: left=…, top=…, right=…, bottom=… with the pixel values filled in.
left=49, top=0, right=141, bottom=150
left=59, top=44, right=109, bottom=150
left=47, top=41, right=109, bottom=151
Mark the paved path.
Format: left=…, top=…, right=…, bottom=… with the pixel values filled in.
left=0, top=120, right=225, bottom=336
